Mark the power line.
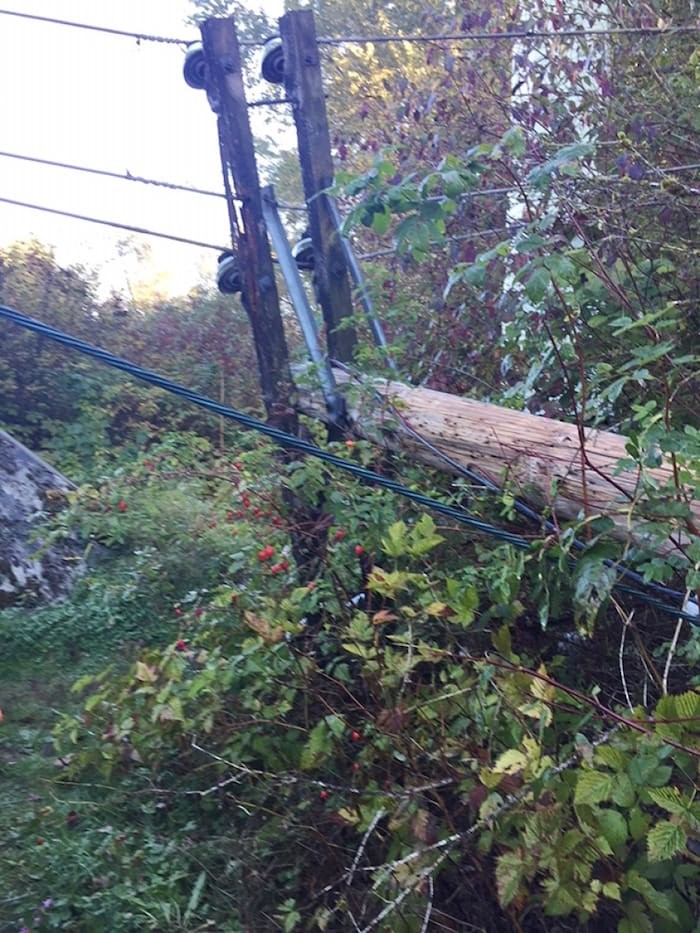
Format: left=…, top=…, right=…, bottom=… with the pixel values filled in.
left=0, top=301, right=696, bottom=626
left=317, top=24, right=700, bottom=46
left=0, top=151, right=225, bottom=200
left=357, top=226, right=517, bottom=261
left=0, top=8, right=187, bottom=44
left=0, top=196, right=227, bottom=252
left=1, top=8, right=696, bottom=51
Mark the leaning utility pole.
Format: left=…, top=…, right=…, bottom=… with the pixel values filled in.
left=200, top=17, right=297, bottom=432
left=279, top=9, right=357, bottom=364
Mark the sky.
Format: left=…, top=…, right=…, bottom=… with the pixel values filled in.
left=0, top=1, right=284, bottom=300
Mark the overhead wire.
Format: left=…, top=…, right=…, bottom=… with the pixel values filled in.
left=1, top=9, right=696, bottom=47
left=0, top=302, right=697, bottom=626
left=317, top=25, right=700, bottom=45
left=0, top=151, right=226, bottom=200
left=0, top=8, right=187, bottom=44
left=0, top=196, right=228, bottom=252
left=2, top=3, right=697, bottom=625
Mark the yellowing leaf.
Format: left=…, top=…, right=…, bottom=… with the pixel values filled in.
left=371, top=609, right=399, bottom=625
left=424, top=601, right=452, bottom=617
left=530, top=664, right=555, bottom=702
left=135, top=661, right=158, bottom=683
left=493, top=749, right=528, bottom=775
left=244, top=611, right=284, bottom=644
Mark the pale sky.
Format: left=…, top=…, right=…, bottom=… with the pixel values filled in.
left=0, top=1, right=285, bottom=300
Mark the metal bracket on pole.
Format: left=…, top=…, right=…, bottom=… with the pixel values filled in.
left=261, top=186, right=346, bottom=428
left=325, top=198, right=396, bottom=372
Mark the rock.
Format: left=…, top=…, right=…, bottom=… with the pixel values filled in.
left=0, top=429, right=83, bottom=607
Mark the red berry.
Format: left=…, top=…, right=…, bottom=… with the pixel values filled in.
left=117, top=500, right=127, bottom=512
left=319, top=789, right=329, bottom=801
left=334, top=529, right=346, bottom=542
left=279, top=559, right=289, bottom=571
left=352, top=762, right=361, bottom=772
left=234, top=461, right=243, bottom=470
left=351, top=730, right=361, bottom=742
left=194, top=608, right=203, bottom=618
left=354, top=545, right=365, bottom=556
left=175, top=639, right=188, bottom=651
left=345, top=439, right=355, bottom=449
left=174, top=607, right=183, bottom=616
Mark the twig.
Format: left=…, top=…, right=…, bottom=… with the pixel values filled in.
left=662, top=573, right=697, bottom=694
left=361, top=851, right=451, bottom=932
left=617, top=605, right=635, bottom=712
left=420, top=874, right=434, bottom=933
left=347, top=809, right=386, bottom=888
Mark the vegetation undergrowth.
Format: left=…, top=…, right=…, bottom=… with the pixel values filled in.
left=1, top=427, right=698, bottom=931
left=1, top=0, right=698, bottom=929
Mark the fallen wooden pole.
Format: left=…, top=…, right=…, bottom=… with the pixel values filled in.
left=299, top=369, right=699, bottom=555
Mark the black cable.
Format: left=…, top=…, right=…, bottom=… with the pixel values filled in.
left=2, top=8, right=696, bottom=50
left=317, top=25, right=700, bottom=46
left=0, top=151, right=225, bottom=200
left=0, top=8, right=186, bottom=44
left=0, top=196, right=228, bottom=252
left=0, top=302, right=696, bottom=626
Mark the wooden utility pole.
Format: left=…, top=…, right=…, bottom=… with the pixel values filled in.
left=200, top=18, right=296, bottom=430
left=298, top=369, right=700, bottom=557
left=280, top=9, right=357, bottom=364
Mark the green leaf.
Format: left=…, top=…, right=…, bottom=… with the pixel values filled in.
left=594, top=746, right=629, bottom=771
left=524, top=266, right=550, bottom=303
left=628, top=807, right=651, bottom=841
left=595, top=808, right=628, bottom=850
left=627, top=870, right=679, bottom=921
left=611, top=774, right=636, bottom=808
left=300, top=720, right=333, bottom=770
left=646, top=786, right=690, bottom=815
left=575, top=770, right=616, bottom=805
left=407, top=514, right=444, bottom=555
left=618, top=899, right=653, bottom=933
left=628, top=756, right=671, bottom=787
left=515, top=233, right=547, bottom=253
left=183, top=870, right=207, bottom=924
left=381, top=521, right=408, bottom=558
left=602, top=882, right=622, bottom=902
left=371, top=206, right=392, bottom=235
left=647, top=820, right=687, bottom=862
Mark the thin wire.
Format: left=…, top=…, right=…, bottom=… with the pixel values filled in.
left=2, top=9, right=696, bottom=50
left=0, top=196, right=228, bottom=252
left=317, top=25, right=700, bottom=46
left=0, top=302, right=530, bottom=550
left=0, top=302, right=696, bottom=626
left=357, top=226, right=514, bottom=261
left=0, top=8, right=187, bottom=44
left=0, top=151, right=225, bottom=200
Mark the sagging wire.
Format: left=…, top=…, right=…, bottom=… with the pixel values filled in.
left=0, top=302, right=697, bottom=626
